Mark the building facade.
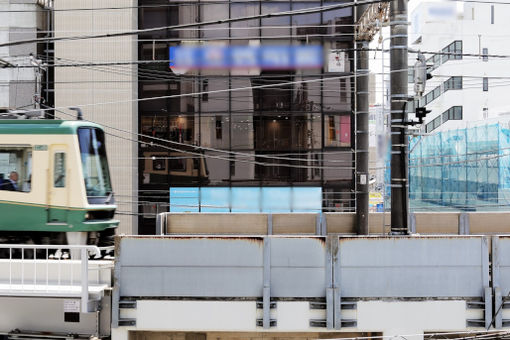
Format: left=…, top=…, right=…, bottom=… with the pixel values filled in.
left=137, top=0, right=357, bottom=233
left=409, top=0, right=510, bottom=133
left=0, top=0, right=52, bottom=113
left=54, top=0, right=138, bottom=234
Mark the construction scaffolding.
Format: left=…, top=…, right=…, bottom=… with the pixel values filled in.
left=409, top=123, right=510, bottom=211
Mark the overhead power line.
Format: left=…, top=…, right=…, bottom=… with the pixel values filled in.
left=0, top=0, right=387, bottom=48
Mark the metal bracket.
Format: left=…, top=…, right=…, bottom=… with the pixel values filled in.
left=262, top=237, right=272, bottom=329
left=325, top=236, right=341, bottom=329
left=111, top=238, right=121, bottom=328
left=458, top=213, right=470, bottom=235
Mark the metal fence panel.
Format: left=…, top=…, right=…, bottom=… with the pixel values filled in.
left=493, top=237, right=510, bottom=296
left=338, top=237, right=487, bottom=298
left=270, top=237, right=326, bottom=297
left=118, top=237, right=264, bottom=297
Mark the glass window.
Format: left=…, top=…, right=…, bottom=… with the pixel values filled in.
left=453, top=76, right=462, bottom=89
left=261, top=2, right=291, bottom=37
left=252, top=72, right=293, bottom=112
left=0, top=146, right=32, bottom=192
left=433, top=86, right=441, bottom=99
left=483, top=48, right=488, bottom=61
left=323, top=152, right=353, bottom=181
left=200, top=78, right=229, bottom=112
left=453, top=106, right=463, bottom=120
left=292, top=2, right=322, bottom=37
left=54, top=152, right=66, bottom=188
left=426, top=122, right=433, bottom=133
left=169, top=158, right=186, bottom=172
left=141, top=151, right=169, bottom=185
left=202, top=150, right=228, bottom=185
left=483, top=77, right=488, bottom=91
left=200, top=4, right=229, bottom=39
left=140, top=115, right=168, bottom=146
left=323, top=78, right=351, bottom=112
left=78, top=128, right=112, bottom=198
left=202, top=80, right=209, bottom=102
left=231, top=3, right=260, bottom=38
left=168, top=152, right=207, bottom=186
left=325, top=115, right=351, bottom=147
left=230, top=78, right=254, bottom=112
left=442, top=111, right=449, bottom=123
left=322, top=2, right=353, bottom=35
left=441, top=47, right=448, bottom=63
left=200, top=113, right=229, bottom=149
left=433, top=116, right=441, bottom=129
left=455, top=40, right=462, bottom=59
left=140, top=8, right=167, bottom=29
left=231, top=114, right=255, bottom=150
left=169, top=114, right=195, bottom=145
left=293, top=76, right=321, bottom=112
left=255, top=115, right=292, bottom=150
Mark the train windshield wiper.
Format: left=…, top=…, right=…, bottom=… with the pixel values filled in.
left=105, top=191, right=114, bottom=204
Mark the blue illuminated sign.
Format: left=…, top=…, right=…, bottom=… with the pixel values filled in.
left=169, top=45, right=323, bottom=70
left=169, top=187, right=322, bottom=213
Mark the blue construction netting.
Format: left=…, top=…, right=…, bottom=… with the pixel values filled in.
left=387, top=123, right=510, bottom=211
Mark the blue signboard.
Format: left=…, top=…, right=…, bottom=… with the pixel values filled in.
left=169, top=45, right=323, bottom=70
left=170, top=187, right=322, bottom=213
left=169, top=187, right=199, bottom=212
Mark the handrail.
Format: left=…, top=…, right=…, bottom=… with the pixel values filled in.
left=0, top=244, right=111, bottom=313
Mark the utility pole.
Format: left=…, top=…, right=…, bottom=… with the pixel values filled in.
left=389, top=0, right=409, bottom=234
left=355, top=38, right=369, bottom=235
left=30, top=54, right=44, bottom=111
left=355, top=2, right=389, bottom=235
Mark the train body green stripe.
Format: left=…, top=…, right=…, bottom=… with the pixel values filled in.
left=0, top=201, right=118, bottom=232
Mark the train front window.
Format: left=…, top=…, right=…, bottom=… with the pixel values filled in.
left=78, top=128, right=112, bottom=198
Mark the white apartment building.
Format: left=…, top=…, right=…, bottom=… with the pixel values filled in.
left=409, top=0, right=510, bottom=133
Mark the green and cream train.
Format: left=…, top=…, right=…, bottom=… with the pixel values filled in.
left=0, top=119, right=118, bottom=246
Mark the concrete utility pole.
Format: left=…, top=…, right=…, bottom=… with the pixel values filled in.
left=355, top=2, right=389, bottom=235
left=389, top=0, right=409, bottom=234
left=355, top=39, right=369, bottom=235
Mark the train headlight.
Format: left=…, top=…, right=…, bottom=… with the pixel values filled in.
left=84, top=213, right=90, bottom=220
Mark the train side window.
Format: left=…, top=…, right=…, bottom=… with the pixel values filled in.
left=54, top=152, right=66, bottom=188
left=0, top=146, right=32, bottom=192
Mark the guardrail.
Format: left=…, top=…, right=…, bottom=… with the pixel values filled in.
left=0, top=244, right=113, bottom=313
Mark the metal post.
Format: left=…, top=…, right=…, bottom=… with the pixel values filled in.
left=262, top=237, right=271, bottom=329
left=356, top=40, right=369, bottom=235
left=81, top=248, right=89, bottom=313
left=390, top=0, right=409, bottom=234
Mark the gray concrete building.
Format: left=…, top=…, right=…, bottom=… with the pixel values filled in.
left=0, top=0, right=51, bottom=112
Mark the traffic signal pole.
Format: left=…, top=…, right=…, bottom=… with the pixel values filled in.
left=390, top=0, right=409, bottom=234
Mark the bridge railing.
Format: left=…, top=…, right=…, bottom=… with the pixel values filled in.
left=0, top=244, right=113, bottom=313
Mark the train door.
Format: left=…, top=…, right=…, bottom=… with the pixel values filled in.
left=47, top=145, right=69, bottom=224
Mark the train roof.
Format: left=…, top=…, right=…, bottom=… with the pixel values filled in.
left=0, top=120, right=104, bottom=135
